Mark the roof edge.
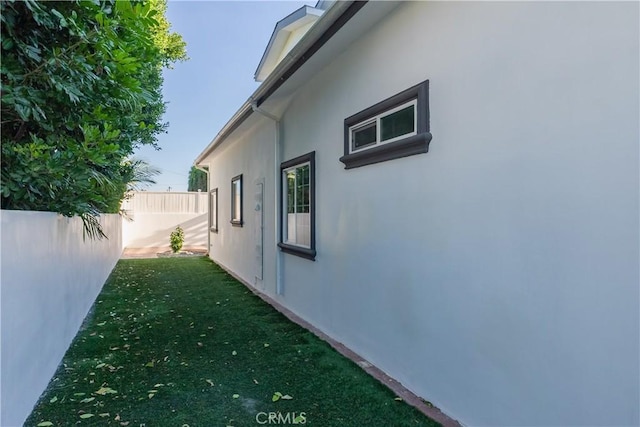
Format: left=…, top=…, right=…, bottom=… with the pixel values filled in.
left=195, top=1, right=365, bottom=166
left=254, top=5, right=325, bottom=82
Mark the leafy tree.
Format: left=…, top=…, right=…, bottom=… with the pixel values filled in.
left=187, top=166, right=207, bottom=192
left=0, top=0, right=186, bottom=238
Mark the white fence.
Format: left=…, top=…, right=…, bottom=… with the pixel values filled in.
left=0, top=210, right=122, bottom=427
left=121, top=191, right=208, bottom=249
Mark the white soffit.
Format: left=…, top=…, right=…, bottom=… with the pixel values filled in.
left=195, top=2, right=403, bottom=165
left=254, top=6, right=325, bottom=82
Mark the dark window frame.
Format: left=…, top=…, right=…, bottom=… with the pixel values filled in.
left=340, top=80, right=432, bottom=169
left=278, top=151, right=316, bottom=261
left=230, top=174, right=243, bottom=227
left=209, top=188, right=218, bottom=233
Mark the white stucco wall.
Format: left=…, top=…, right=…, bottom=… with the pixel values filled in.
left=121, top=192, right=208, bottom=249
left=202, top=2, right=639, bottom=425
left=1, top=210, right=122, bottom=426
left=122, top=213, right=208, bottom=248
left=205, top=119, right=277, bottom=290
left=273, top=2, right=639, bottom=426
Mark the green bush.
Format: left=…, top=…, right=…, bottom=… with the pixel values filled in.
left=170, top=226, right=184, bottom=253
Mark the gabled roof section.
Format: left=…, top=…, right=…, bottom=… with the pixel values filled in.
left=254, top=5, right=325, bottom=82
left=195, top=1, right=398, bottom=166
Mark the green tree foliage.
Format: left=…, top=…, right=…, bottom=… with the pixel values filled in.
left=187, top=166, right=207, bottom=192
left=0, top=0, right=186, bottom=238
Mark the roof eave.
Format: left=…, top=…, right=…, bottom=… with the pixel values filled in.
left=254, top=6, right=325, bottom=82
left=194, top=1, right=363, bottom=166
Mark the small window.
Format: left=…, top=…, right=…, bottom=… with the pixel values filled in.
left=278, top=152, right=316, bottom=260
left=352, top=120, right=377, bottom=150
left=231, top=174, right=243, bottom=226
left=340, top=80, right=431, bottom=169
left=350, top=100, right=417, bottom=152
left=209, top=188, right=218, bottom=233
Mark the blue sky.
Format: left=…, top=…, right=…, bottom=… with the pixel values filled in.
left=135, top=1, right=315, bottom=191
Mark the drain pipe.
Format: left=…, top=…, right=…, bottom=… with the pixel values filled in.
left=250, top=100, right=284, bottom=295
left=194, top=164, right=210, bottom=255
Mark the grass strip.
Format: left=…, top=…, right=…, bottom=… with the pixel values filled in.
left=27, top=257, right=439, bottom=426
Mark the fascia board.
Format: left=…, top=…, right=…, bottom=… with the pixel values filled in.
left=254, top=6, right=325, bottom=82
left=194, top=1, right=358, bottom=166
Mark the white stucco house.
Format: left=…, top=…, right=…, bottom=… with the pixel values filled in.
left=194, top=1, right=639, bottom=425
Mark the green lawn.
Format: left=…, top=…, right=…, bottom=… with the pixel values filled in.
left=26, top=257, right=438, bottom=427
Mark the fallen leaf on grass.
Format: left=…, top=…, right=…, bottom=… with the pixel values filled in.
left=99, top=413, right=110, bottom=417
left=97, top=322, right=106, bottom=326
left=95, top=363, right=106, bottom=369
left=232, top=394, right=239, bottom=399
left=73, top=393, right=86, bottom=397
left=80, top=397, right=95, bottom=403
left=394, top=397, right=403, bottom=401
left=272, top=392, right=293, bottom=401
left=264, top=343, right=270, bottom=347
left=206, top=379, right=214, bottom=387
left=197, top=342, right=203, bottom=347
left=49, top=396, right=58, bottom=403
left=95, top=387, right=117, bottom=395
left=37, top=422, right=53, bottom=427
left=231, top=351, right=237, bottom=356
left=79, top=413, right=94, bottom=419
left=145, top=361, right=154, bottom=368
left=253, top=379, right=259, bottom=385
left=154, top=383, right=165, bottom=387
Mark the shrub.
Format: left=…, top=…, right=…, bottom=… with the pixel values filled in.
left=170, top=226, right=184, bottom=253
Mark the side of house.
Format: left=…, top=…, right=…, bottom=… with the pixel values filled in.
left=197, top=2, right=639, bottom=426
left=203, top=118, right=277, bottom=285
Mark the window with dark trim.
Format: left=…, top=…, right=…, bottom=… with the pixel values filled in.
left=278, top=151, right=316, bottom=260
left=230, top=174, right=243, bottom=226
left=340, top=80, right=432, bottom=169
left=209, top=188, right=218, bottom=233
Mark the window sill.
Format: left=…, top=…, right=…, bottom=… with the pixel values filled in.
left=210, top=227, right=218, bottom=233
left=339, top=132, right=432, bottom=169
left=230, top=221, right=243, bottom=227
left=278, top=243, right=316, bottom=261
